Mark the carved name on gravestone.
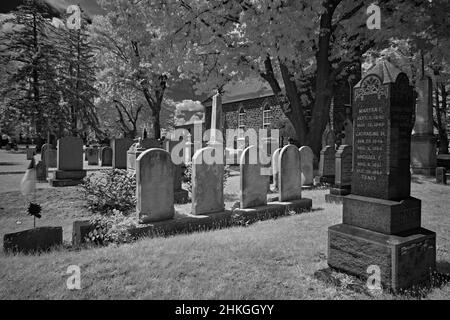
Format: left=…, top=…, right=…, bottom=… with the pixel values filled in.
left=352, top=70, right=413, bottom=200
left=240, top=146, right=268, bottom=209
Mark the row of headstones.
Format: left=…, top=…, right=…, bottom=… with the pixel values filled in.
left=136, top=144, right=307, bottom=223
left=318, top=145, right=352, bottom=188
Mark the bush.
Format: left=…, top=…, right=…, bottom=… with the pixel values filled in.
left=183, top=162, right=231, bottom=193
left=85, top=209, right=138, bottom=245
left=81, top=169, right=136, bottom=215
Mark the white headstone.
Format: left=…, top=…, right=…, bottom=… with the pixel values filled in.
left=192, top=147, right=224, bottom=215
left=240, top=146, right=268, bottom=208
left=279, top=144, right=302, bottom=201
left=299, top=146, right=314, bottom=186
left=136, top=148, right=174, bottom=223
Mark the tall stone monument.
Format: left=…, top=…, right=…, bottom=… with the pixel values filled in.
left=49, top=137, right=86, bottom=187
left=327, top=61, right=436, bottom=292
left=411, top=77, right=436, bottom=175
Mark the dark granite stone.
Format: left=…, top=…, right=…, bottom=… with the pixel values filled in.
left=100, top=146, right=113, bottom=166
left=319, top=145, right=335, bottom=181
left=335, top=145, right=352, bottom=188
left=4, top=227, right=63, bottom=254
left=352, top=65, right=414, bottom=201
left=86, top=147, right=99, bottom=165
left=111, top=138, right=134, bottom=169
left=436, top=167, right=447, bottom=184
left=328, top=224, right=436, bottom=292
left=342, top=194, right=421, bottom=235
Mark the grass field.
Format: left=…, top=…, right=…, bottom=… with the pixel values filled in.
left=0, top=175, right=449, bottom=299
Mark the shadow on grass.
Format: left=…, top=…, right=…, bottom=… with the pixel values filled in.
left=315, top=262, right=450, bottom=299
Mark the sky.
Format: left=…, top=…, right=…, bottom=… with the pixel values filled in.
left=0, top=0, right=104, bottom=16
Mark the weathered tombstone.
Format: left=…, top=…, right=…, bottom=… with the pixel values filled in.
left=278, top=144, right=301, bottom=202
left=411, top=77, right=436, bottom=176
left=318, top=145, right=335, bottom=183
left=100, top=146, right=112, bottom=167
left=327, top=61, right=436, bottom=292
left=111, top=138, right=134, bottom=169
left=272, top=148, right=281, bottom=191
left=41, top=143, right=57, bottom=168
left=3, top=227, right=62, bottom=254
left=36, top=160, right=47, bottom=182
left=191, top=147, right=224, bottom=215
left=49, top=136, right=86, bottom=187
left=164, top=139, right=189, bottom=203
left=322, top=123, right=335, bottom=149
left=240, top=146, right=268, bottom=208
left=299, top=146, right=314, bottom=187
left=325, top=145, right=352, bottom=203
left=436, top=167, right=447, bottom=185
left=26, top=146, right=35, bottom=160
left=86, top=147, right=99, bottom=165
left=136, top=148, right=175, bottom=223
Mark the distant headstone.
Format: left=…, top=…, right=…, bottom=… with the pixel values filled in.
left=328, top=60, right=436, bottom=292
left=318, top=146, right=335, bottom=183
left=325, top=145, right=352, bottom=203
left=136, top=148, right=175, bottom=223
left=240, top=146, right=268, bottom=208
left=322, top=123, right=335, bottom=149
left=26, top=147, right=35, bottom=160
left=278, top=144, right=301, bottom=202
left=111, top=138, right=134, bottom=169
left=436, top=167, right=447, bottom=185
left=192, top=147, right=224, bottom=215
left=342, top=119, right=353, bottom=146
left=100, top=146, right=112, bottom=167
left=411, top=77, right=436, bottom=176
left=86, top=147, right=99, bottom=165
left=299, top=146, right=314, bottom=187
left=49, top=137, right=86, bottom=187
left=272, top=148, right=281, bottom=191
left=41, top=143, right=57, bottom=168
left=36, top=160, right=47, bottom=182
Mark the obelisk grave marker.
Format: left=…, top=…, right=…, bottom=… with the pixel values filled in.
left=327, top=61, right=436, bottom=292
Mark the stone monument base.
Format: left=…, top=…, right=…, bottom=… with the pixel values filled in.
left=325, top=187, right=350, bottom=204
left=342, top=195, right=421, bottom=234
left=49, top=170, right=86, bottom=187
left=328, top=224, right=436, bottom=292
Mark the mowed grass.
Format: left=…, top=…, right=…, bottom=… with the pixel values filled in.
left=0, top=175, right=449, bottom=299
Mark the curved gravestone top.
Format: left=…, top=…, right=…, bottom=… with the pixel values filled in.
left=239, top=145, right=268, bottom=209
left=279, top=144, right=301, bottom=202
left=352, top=60, right=414, bottom=200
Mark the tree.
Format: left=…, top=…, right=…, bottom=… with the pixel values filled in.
left=144, top=0, right=443, bottom=155
left=50, top=7, right=101, bottom=139
left=91, top=0, right=183, bottom=140
left=0, top=0, right=65, bottom=142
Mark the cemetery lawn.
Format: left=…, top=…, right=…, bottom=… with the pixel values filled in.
left=0, top=175, right=449, bottom=299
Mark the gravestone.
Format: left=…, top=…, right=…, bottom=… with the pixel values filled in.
left=342, top=119, right=353, bottom=147
left=36, top=160, right=47, bottom=182
left=111, top=138, right=134, bottom=169
left=26, top=147, right=35, bottom=160
left=164, top=139, right=189, bottom=203
left=191, top=147, right=224, bottom=215
left=41, top=143, right=57, bottom=168
left=3, top=227, right=62, bottom=254
left=322, top=123, right=335, bottom=149
left=327, top=61, right=436, bottom=292
left=299, top=146, right=314, bottom=187
left=411, top=77, right=436, bottom=176
left=325, top=145, right=352, bottom=203
left=136, top=148, right=174, bottom=223
left=272, top=148, right=281, bottom=191
left=127, top=138, right=161, bottom=172
left=49, top=136, right=86, bottom=187
left=100, top=146, right=112, bottom=167
left=240, top=146, right=268, bottom=208
left=86, top=147, right=99, bottom=165
left=318, top=145, right=335, bottom=183
left=436, top=167, right=447, bottom=185
left=278, top=144, right=301, bottom=202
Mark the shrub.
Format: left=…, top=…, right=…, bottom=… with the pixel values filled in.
left=85, top=209, right=138, bottom=245
left=81, top=169, right=136, bottom=215
left=183, top=162, right=231, bottom=193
